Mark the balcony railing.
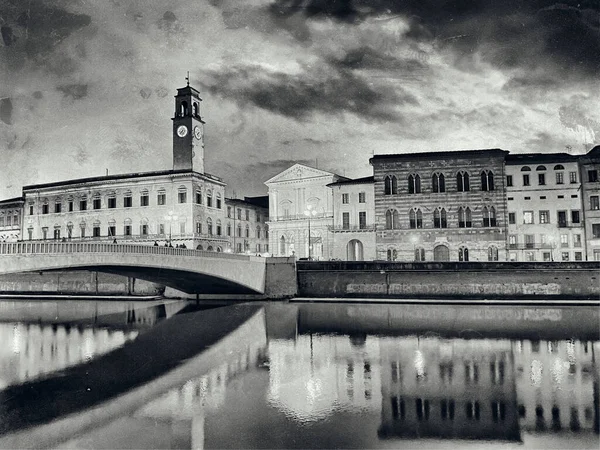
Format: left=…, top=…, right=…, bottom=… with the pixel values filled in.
left=508, top=243, right=555, bottom=250
left=328, top=225, right=376, bottom=232
left=270, top=213, right=332, bottom=222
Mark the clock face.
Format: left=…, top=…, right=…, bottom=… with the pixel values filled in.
left=193, top=126, right=202, bottom=140
left=177, top=125, right=188, bottom=137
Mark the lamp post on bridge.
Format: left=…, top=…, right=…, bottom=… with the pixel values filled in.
left=165, top=211, right=178, bottom=246
left=304, top=205, right=317, bottom=260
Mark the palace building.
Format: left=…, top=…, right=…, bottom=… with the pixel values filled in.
left=579, top=146, right=600, bottom=261
left=0, top=197, right=24, bottom=242
left=21, top=83, right=235, bottom=251
left=370, top=149, right=509, bottom=262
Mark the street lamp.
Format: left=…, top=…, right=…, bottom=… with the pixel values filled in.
left=304, top=205, right=317, bottom=260
left=165, top=211, right=178, bottom=245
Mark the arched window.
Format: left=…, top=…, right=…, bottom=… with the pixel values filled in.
left=553, top=164, right=565, bottom=170
left=257, top=226, right=261, bottom=239
left=483, top=206, right=497, bottom=227
left=196, top=244, right=203, bottom=251
left=195, top=188, right=202, bottom=204
left=384, top=175, right=398, bottom=195
left=207, top=217, right=213, bottom=235
left=216, top=192, right=222, bottom=209
left=521, top=166, right=531, bottom=171
left=178, top=186, right=187, bottom=204
left=180, top=101, right=188, bottom=116
left=216, top=220, right=222, bottom=236
left=386, top=248, right=397, bottom=261
left=193, top=102, right=199, bottom=117
left=206, top=190, right=213, bottom=207
left=408, top=174, right=421, bottom=194
left=216, top=246, right=222, bottom=253
left=536, top=165, right=547, bottom=171
left=245, top=224, right=250, bottom=238
left=227, top=222, right=232, bottom=236
left=459, top=246, right=469, bottom=261
left=414, top=247, right=425, bottom=261
left=207, top=245, right=213, bottom=252
left=385, top=209, right=399, bottom=229
left=237, top=223, right=242, bottom=237
left=488, top=246, right=499, bottom=261
left=457, top=171, right=470, bottom=192
left=432, top=173, right=445, bottom=193
left=279, top=236, right=286, bottom=255
left=434, top=208, right=447, bottom=228
left=481, top=170, right=494, bottom=191
left=409, top=208, right=423, bottom=229
left=458, top=207, right=472, bottom=228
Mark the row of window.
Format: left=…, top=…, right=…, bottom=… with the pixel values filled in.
left=508, top=233, right=582, bottom=249
left=341, top=192, right=367, bottom=204
left=30, top=221, right=269, bottom=240
left=386, top=246, right=498, bottom=261
left=508, top=167, right=578, bottom=187
left=508, top=210, right=581, bottom=226
left=508, top=250, right=583, bottom=262
left=383, top=171, right=495, bottom=195
left=390, top=397, right=507, bottom=422
left=226, top=206, right=264, bottom=223
left=341, top=211, right=368, bottom=229
left=0, top=214, right=19, bottom=227
left=390, top=360, right=505, bottom=384
left=30, top=189, right=222, bottom=215
left=385, top=206, right=498, bottom=230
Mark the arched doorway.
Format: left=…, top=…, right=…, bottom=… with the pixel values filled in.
left=433, top=245, right=449, bottom=261
left=346, top=239, right=364, bottom=261
left=196, top=244, right=203, bottom=250
left=279, top=235, right=286, bottom=256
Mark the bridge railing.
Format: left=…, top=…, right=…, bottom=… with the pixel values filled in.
left=0, top=242, right=253, bottom=261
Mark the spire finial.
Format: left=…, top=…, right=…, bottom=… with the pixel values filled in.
left=186, top=71, right=190, bottom=87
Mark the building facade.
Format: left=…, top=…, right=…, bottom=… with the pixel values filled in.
left=21, top=84, right=232, bottom=251
left=327, top=176, right=376, bottom=261
left=265, top=164, right=347, bottom=260
left=370, top=149, right=509, bottom=262
left=505, top=153, right=584, bottom=262
left=224, top=196, right=269, bottom=255
left=579, top=146, right=600, bottom=260
left=0, top=197, right=24, bottom=242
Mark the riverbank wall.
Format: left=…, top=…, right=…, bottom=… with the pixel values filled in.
left=0, top=271, right=164, bottom=296
left=297, top=261, right=600, bottom=299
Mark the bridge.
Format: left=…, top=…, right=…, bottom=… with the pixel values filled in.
left=0, top=242, right=266, bottom=295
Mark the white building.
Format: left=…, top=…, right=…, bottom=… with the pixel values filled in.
left=265, top=164, right=348, bottom=260
left=21, top=83, right=231, bottom=251
left=0, top=197, right=23, bottom=242
left=505, top=153, right=584, bottom=262
left=327, top=176, right=376, bottom=260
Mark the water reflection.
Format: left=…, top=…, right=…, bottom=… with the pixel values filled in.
left=0, top=323, right=138, bottom=389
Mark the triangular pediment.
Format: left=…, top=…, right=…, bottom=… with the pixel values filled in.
left=265, top=164, right=338, bottom=184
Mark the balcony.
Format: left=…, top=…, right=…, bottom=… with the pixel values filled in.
left=271, top=213, right=333, bottom=222
left=508, top=243, right=554, bottom=250
left=328, top=224, right=376, bottom=232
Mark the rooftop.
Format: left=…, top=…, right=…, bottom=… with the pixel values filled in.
left=225, top=196, right=269, bottom=209
left=327, top=176, right=374, bottom=187
left=370, top=148, right=508, bottom=164
left=22, top=169, right=225, bottom=192
left=506, top=152, right=578, bottom=164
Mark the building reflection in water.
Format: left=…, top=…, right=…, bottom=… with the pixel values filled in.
left=0, top=322, right=138, bottom=389
left=265, top=333, right=598, bottom=442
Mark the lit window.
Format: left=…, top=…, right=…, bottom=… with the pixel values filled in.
left=539, top=210, right=550, bottom=224
left=523, top=211, right=534, bottom=224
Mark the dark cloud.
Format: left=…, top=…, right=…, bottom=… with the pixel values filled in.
left=0, top=98, right=13, bottom=125
left=1, top=25, right=16, bottom=46
left=202, top=64, right=415, bottom=122
left=57, top=84, right=88, bottom=100
left=267, top=0, right=600, bottom=77
left=331, top=46, right=429, bottom=72
left=524, top=131, right=566, bottom=153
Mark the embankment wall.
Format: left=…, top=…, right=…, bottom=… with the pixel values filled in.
left=297, top=261, right=600, bottom=299
left=0, top=271, right=164, bottom=296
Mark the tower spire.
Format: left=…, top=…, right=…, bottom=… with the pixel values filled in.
left=186, top=71, right=190, bottom=87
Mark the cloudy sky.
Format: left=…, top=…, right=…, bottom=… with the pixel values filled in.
left=0, top=0, right=598, bottom=199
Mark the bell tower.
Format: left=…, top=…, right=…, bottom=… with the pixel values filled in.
left=172, top=77, right=205, bottom=172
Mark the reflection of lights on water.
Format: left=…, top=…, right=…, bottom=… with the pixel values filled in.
left=551, top=358, right=570, bottom=387
left=566, top=339, right=576, bottom=365
left=531, top=360, right=543, bottom=386
left=414, top=350, right=425, bottom=378
left=83, top=331, right=95, bottom=361
left=12, top=323, right=21, bottom=354
left=515, top=341, right=523, bottom=353
left=306, top=378, right=322, bottom=404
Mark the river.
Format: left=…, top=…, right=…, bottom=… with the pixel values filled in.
left=0, top=298, right=598, bottom=449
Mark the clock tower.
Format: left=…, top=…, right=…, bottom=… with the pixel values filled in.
left=172, top=81, right=205, bottom=172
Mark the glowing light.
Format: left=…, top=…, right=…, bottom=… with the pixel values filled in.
left=530, top=360, right=543, bottom=387
left=414, top=350, right=425, bottom=378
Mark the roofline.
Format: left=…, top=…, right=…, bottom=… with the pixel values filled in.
left=505, top=152, right=578, bottom=163
left=370, top=148, right=509, bottom=164
left=22, top=169, right=225, bottom=192
left=264, top=163, right=347, bottom=184
left=0, top=196, right=25, bottom=206
left=327, top=176, right=374, bottom=187
left=224, top=197, right=269, bottom=209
